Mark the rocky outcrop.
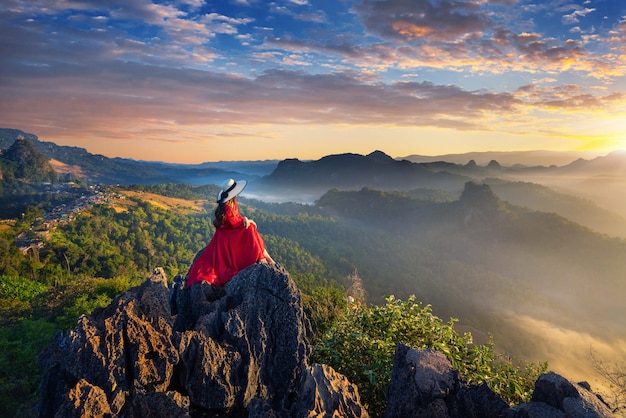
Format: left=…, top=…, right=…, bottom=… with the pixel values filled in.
left=39, top=264, right=613, bottom=418
left=510, top=372, right=614, bottom=418
left=384, top=344, right=614, bottom=418
left=38, top=264, right=368, bottom=417
left=384, top=345, right=510, bottom=418
left=460, top=181, right=503, bottom=225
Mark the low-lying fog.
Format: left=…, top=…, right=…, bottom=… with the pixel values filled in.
left=238, top=151, right=626, bottom=401
left=502, top=312, right=626, bottom=397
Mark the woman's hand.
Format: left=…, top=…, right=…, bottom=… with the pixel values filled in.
left=262, top=249, right=275, bottom=264
left=243, top=217, right=257, bottom=229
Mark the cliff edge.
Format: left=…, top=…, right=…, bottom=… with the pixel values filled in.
left=38, top=263, right=614, bottom=417
left=38, top=264, right=367, bottom=417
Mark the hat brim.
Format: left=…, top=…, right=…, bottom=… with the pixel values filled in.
left=217, top=179, right=247, bottom=203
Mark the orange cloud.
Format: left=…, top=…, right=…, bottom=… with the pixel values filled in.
left=392, top=21, right=434, bottom=38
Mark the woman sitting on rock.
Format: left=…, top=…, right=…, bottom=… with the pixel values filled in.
left=185, top=179, right=274, bottom=287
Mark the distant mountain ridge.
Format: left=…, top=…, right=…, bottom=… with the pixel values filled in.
left=0, top=128, right=266, bottom=185
left=257, top=151, right=472, bottom=199
left=3, top=127, right=626, bottom=223
left=402, top=149, right=606, bottom=167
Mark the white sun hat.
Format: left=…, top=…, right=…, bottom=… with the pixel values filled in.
left=216, top=179, right=247, bottom=203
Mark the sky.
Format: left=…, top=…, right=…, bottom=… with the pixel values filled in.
left=1, top=0, right=626, bottom=163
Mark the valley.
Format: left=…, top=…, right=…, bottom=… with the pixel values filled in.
left=1, top=128, right=626, bottom=415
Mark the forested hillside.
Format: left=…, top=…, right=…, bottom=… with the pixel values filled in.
left=0, top=188, right=344, bottom=416
left=1, top=181, right=625, bottom=416
left=0, top=129, right=254, bottom=186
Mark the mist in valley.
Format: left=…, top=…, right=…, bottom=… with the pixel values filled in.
left=241, top=152, right=626, bottom=401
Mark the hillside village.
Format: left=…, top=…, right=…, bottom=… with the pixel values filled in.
left=14, top=184, right=123, bottom=254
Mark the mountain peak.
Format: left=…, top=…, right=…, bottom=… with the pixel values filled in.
left=366, top=150, right=394, bottom=163
left=486, top=159, right=501, bottom=169
left=1, top=137, right=57, bottom=182
left=460, top=181, right=502, bottom=224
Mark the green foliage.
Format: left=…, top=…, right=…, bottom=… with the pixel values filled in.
left=488, top=359, right=549, bottom=406
left=0, top=138, right=57, bottom=183
left=55, top=292, right=112, bottom=330
left=32, top=276, right=143, bottom=330
left=0, top=275, right=47, bottom=301
left=313, top=295, right=546, bottom=416
left=0, top=275, right=47, bottom=325
left=42, top=200, right=212, bottom=280
left=0, top=318, right=56, bottom=418
left=302, top=286, right=347, bottom=340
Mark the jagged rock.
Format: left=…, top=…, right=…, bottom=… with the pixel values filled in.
left=39, top=267, right=179, bottom=417
left=510, top=372, right=613, bottom=418
left=172, top=262, right=314, bottom=414
left=509, top=402, right=566, bottom=418
left=39, top=263, right=367, bottom=418
left=54, top=379, right=112, bottom=418
left=291, top=364, right=369, bottom=417
left=384, top=344, right=509, bottom=418
left=384, top=344, right=614, bottom=418
left=129, top=391, right=190, bottom=418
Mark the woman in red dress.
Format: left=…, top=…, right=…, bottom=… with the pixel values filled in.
left=185, top=179, right=274, bottom=287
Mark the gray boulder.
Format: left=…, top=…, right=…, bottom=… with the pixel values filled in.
left=38, top=264, right=367, bottom=417
left=384, top=344, right=509, bottom=418
left=510, top=372, right=613, bottom=418
left=384, top=344, right=614, bottom=418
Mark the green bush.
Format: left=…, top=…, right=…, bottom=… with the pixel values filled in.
left=0, top=275, right=47, bottom=325
left=0, top=275, right=47, bottom=301
left=0, top=318, right=56, bottom=418
left=312, top=295, right=547, bottom=416
left=302, top=286, right=347, bottom=341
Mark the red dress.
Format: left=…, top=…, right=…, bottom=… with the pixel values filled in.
left=186, top=207, right=267, bottom=287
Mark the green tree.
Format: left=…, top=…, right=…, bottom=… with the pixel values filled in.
left=313, top=295, right=547, bottom=416
left=0, top=318, right=56, bottom=418
left=302, top=286, right=347, bottom=341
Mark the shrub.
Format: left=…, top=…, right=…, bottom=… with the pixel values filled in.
left=312, top=295, right=546, bottom=416
left=302, top=286, right=347, bottom=341
left=0, top=318, right=56, bottom=418
left=0, top=275, right=47, bottom=301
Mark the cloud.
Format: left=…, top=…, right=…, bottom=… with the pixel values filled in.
left=268, top=1, right=326, bottom=23
left=355, top=0, right=487, bottom=42
left=1, top=0, right=625, bottom=160
left=516, top=83, right=626, bottom=110
left=561, top=6, right=596, bottom=25
left=346, top=0, right=613, bottom=78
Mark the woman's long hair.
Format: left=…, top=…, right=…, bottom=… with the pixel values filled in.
left=213, top=198, right=239, bottom=228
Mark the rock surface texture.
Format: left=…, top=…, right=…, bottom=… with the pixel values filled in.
left=38, top=264, right=368, bottom=417
left=384, top=344, right=614, bottom=418
left=38, top=264, right=613, bottom=417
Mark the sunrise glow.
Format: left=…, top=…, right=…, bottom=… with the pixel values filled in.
left=1, top=0, right=625, bottom=162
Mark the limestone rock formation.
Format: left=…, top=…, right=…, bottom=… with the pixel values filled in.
left=38, top=263, right=613, bottom=418
left=38, top=264, right=368, bottom=417
left=384, top=344, right=509, bottom=418
left=384, top=344, right=614, bottom=418
left=510, top=372, right=614, bottom=418
left=460, top=181, right=503, bottom=225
